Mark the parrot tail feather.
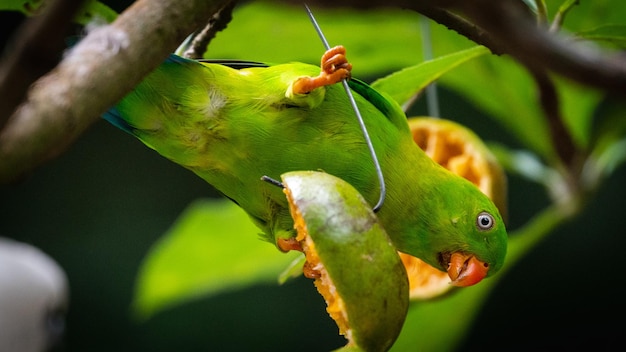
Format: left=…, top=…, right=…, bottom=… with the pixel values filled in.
left=102, top=106, right=134, bottom=134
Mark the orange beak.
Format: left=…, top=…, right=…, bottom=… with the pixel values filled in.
left=447, top=252, right=489, bottom=287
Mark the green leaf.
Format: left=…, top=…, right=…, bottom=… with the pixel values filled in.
left=586, top=101, right=626, bottom=183
left=75, top=0, right=118, bottom=25
left=370, top=46, right=489, bottom=110
left=554, top=0, right=580, bottom=21
left=391, top=277, right=496, bottom=352
left=487, top=143, right=556, bottom=185
left=0, top=0, right=44, bottom=15
left=131, top=198, right=300, bottom=320
left=554, top=78, right=603, bottom=149
left=575, top=24, right=626, bottom=48
left=277, top=253, right=306, bottom=284
left=487, top=143, right=569, bottom=202
left=546, top=0, right=626, bottom=34
left=596, top=138, right=626, bottom=175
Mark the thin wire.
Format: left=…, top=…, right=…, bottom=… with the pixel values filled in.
left=419, top=15, right=440, bottom=118
left=261, top=175, right=284, bottom=188
left=303, top=4, right=386, bottom=212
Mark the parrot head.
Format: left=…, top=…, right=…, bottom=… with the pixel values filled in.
left=428, top=176, right=507, bottom=287
left=383, top=163, right=507, bottom=288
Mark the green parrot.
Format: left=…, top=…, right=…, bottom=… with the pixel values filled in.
left=104, top=46, right=507, bottom=286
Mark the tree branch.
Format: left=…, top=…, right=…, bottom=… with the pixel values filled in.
left=0, top=0, right=229, bottom=184
left=452, top=0, right=626, bottom=94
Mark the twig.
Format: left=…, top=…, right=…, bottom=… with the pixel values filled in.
left=534, top=0, right=548, bottom=26
left=410, top=4, right=503, bottom=55
left=549, top=0, right=579, bottom=33
left=181, top=0, right=237, bottom=59
left=529, top=68, right=587, bottom=206
left=0, top=0, right=229, bottom=184
left=528, top=68, right=578, bottom=166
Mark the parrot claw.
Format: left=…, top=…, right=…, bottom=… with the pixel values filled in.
left=277, top=238, right=321, bottom=279
left=277, top=237, right=302, bottom=252
left=291, top=45, right=352, bottom=95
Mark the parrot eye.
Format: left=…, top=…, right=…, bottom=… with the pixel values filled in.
left=476, top=212, right=495, bottom=231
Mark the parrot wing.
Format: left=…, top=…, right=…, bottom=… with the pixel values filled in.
left=347, top=78, right=409, bottom=133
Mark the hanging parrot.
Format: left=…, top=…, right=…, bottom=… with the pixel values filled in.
left=103, top=46, right=507, bottom=286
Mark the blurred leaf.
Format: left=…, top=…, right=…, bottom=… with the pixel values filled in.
left=391, top=277, right=495, bottom=352
left=593, top=138, right=626, bottom=178
left=1, top=0, right=117, bottom=24
left=370, top=46, right=489, bottom=110
left=278, top=253, right=305, bottom=284
left=555, top=79, right=603, bottom=149
left=75, top=0, right=118, bottom=24
left=487, top=143, right=556, bottom=185
left=132, top=198, right=300, bottom=320
left=575, top=24, right=626, bottom=48
left=438, top=54, right=555, bottom=159
left=487, top=143, right=573, bottom=203
left=0, top=0, right=44, bottom=15
left=546, top=0, right=626, bottom=34
left=585, top=101, right=626, bottom=184
left=553, top=0, right=580, bottom=22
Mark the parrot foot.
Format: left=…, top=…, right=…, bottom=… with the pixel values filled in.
left=276, top=238, right=321, bottom=279
left=292, top=45, right=352, bottom=95
left=277, top=237, right=302, bottom=252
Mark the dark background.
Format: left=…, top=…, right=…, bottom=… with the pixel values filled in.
left=1, top=4, right=625, bottom=351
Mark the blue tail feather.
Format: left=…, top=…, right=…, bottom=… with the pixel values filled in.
left=165, top=53, right=195, bottom=65
left=102, top=106, right=134, bottom=134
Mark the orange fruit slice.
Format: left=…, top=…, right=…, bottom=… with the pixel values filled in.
left=281, top=171, right=409, bottom=351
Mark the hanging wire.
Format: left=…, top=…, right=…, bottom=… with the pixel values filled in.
left=419, top=15, right=441, bottom=118
left=303, top=4, right=386, bottom=212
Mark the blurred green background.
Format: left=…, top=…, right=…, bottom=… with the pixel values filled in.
left=1, top=1, right=626, bottom=351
